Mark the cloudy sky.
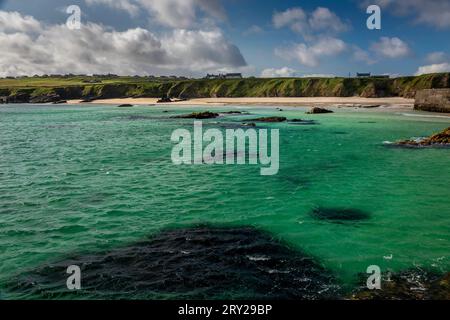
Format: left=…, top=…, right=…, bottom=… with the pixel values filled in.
left=0, top=0, right=449, bottom=77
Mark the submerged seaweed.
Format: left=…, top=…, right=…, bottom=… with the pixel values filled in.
left=311, top=207, right=371, bottom=223
left=8, top=226, right=341, bottom=300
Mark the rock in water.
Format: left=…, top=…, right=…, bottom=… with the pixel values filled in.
left=395, top=127, right=450, bottom=147
left=307, top=107, right=334, bottom=114
left=351, top=270, right=450, bottom=300
left=248, top=117, right=287, bottom=123
left=117, top=104, right=133, bottom=108
left=8, top=226, right=340, bottom=300
left=173, top=111, right=220, bottom=119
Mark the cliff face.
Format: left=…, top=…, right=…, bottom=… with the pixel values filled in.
left=414, top=89, right=450, bottom=113
left=1, top=73, right=449, bottom=105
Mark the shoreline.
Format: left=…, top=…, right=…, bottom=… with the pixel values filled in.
left=4, top=97, right=450, bottom=116
left=67, top=97, right=414, bottom=107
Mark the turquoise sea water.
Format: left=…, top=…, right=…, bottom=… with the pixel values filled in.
left=0, top=104, right=449, bottom=299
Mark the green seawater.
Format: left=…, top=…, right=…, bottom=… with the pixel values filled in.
left=0, top=104, right=449, bottom=299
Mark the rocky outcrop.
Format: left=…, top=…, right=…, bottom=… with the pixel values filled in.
left=307, top=107, right=334, bottom=114
left=395, top=127, right=450, bottom=147
left=29, top=93, right=61, bottom=103
left=157, top=96, right=172, bottom=103
left=52, top=100, right=67, bottom=104
left=80, top=97, right=97, bottom=103
left=7, top=92, right=31, bottom=103
left=351, top=270, right=450, bottom=300
left=117, top=104, right=133, bottom=108
left=248, top=116, right=287, bottom=123
left=174, top=111, right=220, bottom=119
left=414, top=89, right=450, bottom=113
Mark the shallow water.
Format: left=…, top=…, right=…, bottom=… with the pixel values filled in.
left=0, top=104, right=449, bottom=299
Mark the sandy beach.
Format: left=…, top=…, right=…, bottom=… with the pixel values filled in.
left=67, top=97, right=415, bottom=108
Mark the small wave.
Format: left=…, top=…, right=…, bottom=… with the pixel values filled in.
left=401, top=113, right=450, bottom=119
left=383, top=137, right=425, bottom=145
left=267, top=269, right=291, bottom=274
left=246, top=255, right=270, bottom=261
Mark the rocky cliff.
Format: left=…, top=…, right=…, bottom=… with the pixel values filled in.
left=1, top=73, right=449, bottom=107
left=414, top=89, right=450, bottom=113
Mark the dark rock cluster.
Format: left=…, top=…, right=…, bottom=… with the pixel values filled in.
left=307, top=107, right=334, bottom=114
left=351, top=270, right=450, bottom=300
left=395, top=127, right=450, bottom=147
left=248, top=117, right=287, bottom=123
left=173, top=111, right=220, bottom=119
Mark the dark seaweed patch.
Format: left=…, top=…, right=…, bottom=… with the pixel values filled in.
left=120, top=115, right=161, bottom=121
left=204, top=122, right=262, bottom=130
left=282, top=175, right=310, bottom=188
left=8, top=226, right=340, bottom=300
left=311, top=207, right=371, bottom=223
left=288, top=120, right=318, bottom=126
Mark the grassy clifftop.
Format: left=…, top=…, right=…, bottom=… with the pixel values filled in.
left=1, top=73, right=449, bottom=103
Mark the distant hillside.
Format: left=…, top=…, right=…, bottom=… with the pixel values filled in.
left=0, top=73, right=449, bottom=104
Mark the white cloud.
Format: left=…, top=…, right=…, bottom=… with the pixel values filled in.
left=275, top=37, right=347, bottom=67
left=426, top=51, right=448, bottom=64
left=162, top=29, right=245, bottom=70
left=365, top=0, right=450, bottom=29
left=371, top=37, right=412, bottom=59
left=0, top=11, right=246, bottom=77
left=138, top=0, right=226, bottom=28
left=273, top=7, right=307, bottom=29
left=85, top=0, right=226, bottom=28
left=85, top=0, right=140, bottom=16
left=415, top=63, right=450, bottom=75
left=243, top=25, right=264, bottom=36
left=261, top=67, right=297, bottom=78
left=418, top=51, right=450, bottom=75
left=309, top=7, right=349, bottom=33
left=0, top=11, right=41, bottom=33
left=273, top=6, right=349, bottom=38
left=352, top=46, right=376, bottom=65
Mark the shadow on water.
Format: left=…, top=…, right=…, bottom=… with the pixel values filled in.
left=7, top=225, right=341, bottom=300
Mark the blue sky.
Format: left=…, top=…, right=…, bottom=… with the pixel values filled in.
left=1, top=0, right=449, bottom=77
